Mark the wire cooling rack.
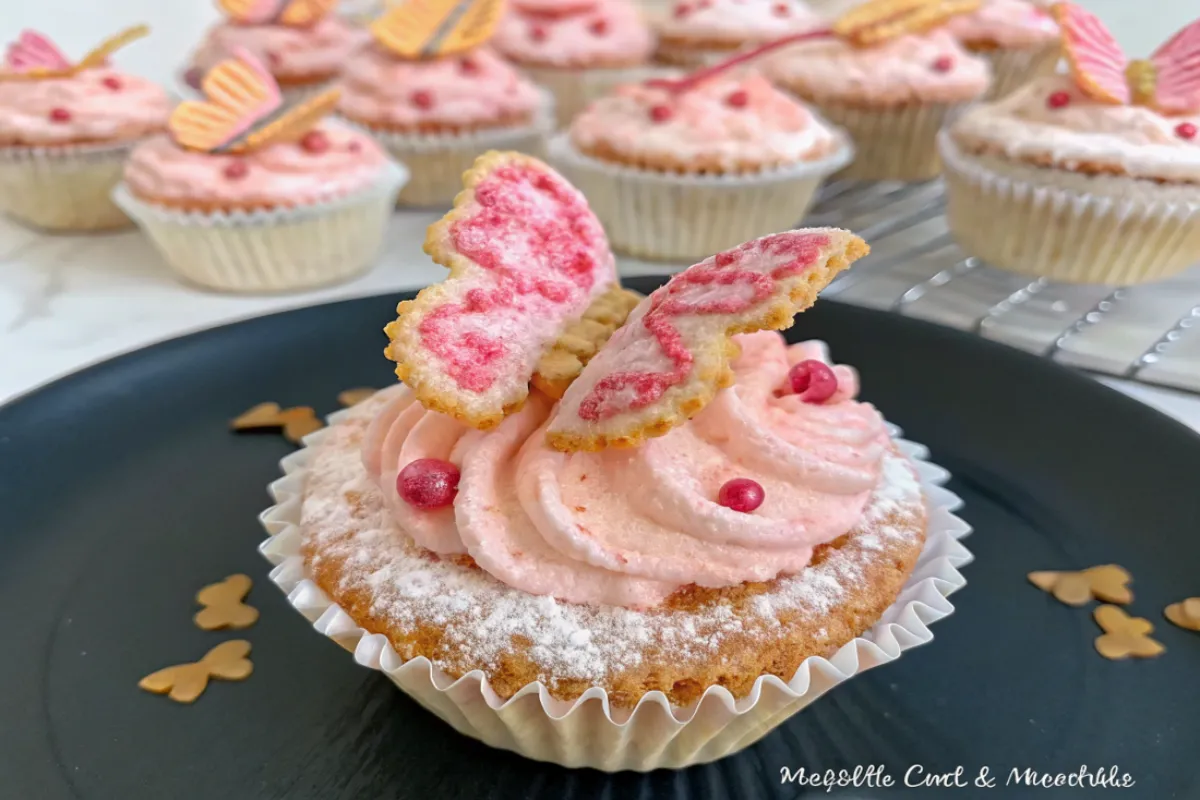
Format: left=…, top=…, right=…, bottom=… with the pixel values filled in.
left=800, top=180, right=1200, bottom=395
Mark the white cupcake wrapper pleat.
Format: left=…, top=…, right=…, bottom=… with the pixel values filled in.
left=111, top=161, right=408, bottom=293
left=939, top=131, right=1200, bottom=285
left=258, top=399, right=972, bottom=771
left=546, top=132, right=854, bottom=263
left=977, top=44, right=1061, bottom=100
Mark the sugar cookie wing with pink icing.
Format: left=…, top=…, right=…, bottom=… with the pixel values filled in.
left=545, top=229, right=869, bottom=452
left=385, top=151, right=618, bottom=430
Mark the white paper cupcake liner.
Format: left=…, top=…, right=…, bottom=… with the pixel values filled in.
left=259, top=409, right=972, bottom=772
left=974, top=43, right=1061, bottom=100
left=0, top=139, right=148, bottom=231
left=112, top=161, right=408, bottom=293
left=939, top=131, right=1200, bottom=285
left=546, top=132, right=854, bottom=263
left=518, top=64, right=679, bottom=127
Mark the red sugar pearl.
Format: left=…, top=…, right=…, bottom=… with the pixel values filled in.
left=726, top=89, right=749, bottom=108
left=347, top=140, right=362, bottom=153
left=460, top=56, right=479, bottom=74
left=589, top=19, right=608, bottom=36
left=931, top=55, right=953, bottom=73
left=674, top=3, right=691, bottom=18
left=397, top=458, right=461, bottom=510
left=1047, top=90, right=1071, bottom=109
left=102, top=76, right=122, bottom=91
left=265, top=50, right=281, bottom=67
left=773, top=2, right=789, bottom=16
left=718, top=478, right=765, bottom=513
left=1176, top=122, right=1197, bottom=140
left=300, top=130, right=329, bottom=154
left=530, top=24, right=547, bottom=41
left=223, top=160, right=249, bottom=180
left=48, top=107, right=71, bottom=123
left=411, top=89, right=434, bottom=109
left=787, top=359, right=838, bottom=403
left=649, top=104, right=673, bottom=122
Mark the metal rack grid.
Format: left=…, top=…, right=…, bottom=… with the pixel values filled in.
left=802, top=180, right=1200, bottom=395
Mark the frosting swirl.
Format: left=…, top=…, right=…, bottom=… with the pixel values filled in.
left=493, top=0, right=654, bottom=68
left=658, top=0, right=824, bottom=47
left=189, top=17, right=371, bottom=81
left=363, top=331, right=890, bottom=608
left=0, top=68, right=170, bottom=147
left=945, top=0, right=1059, bottom=49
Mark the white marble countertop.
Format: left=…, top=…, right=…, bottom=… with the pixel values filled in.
left=3, top=211, right=1200, bottom=436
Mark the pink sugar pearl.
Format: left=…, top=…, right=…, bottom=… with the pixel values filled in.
left=787, top=359, right=838, bottom=403
left=718, top=478, right=765, bottom=513
left=397, top=458, right=460, bottom=510
left=183, top=67, right=203, bottom=90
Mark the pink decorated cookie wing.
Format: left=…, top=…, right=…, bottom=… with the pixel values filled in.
left=1151, top=17, right=1200, bottom=114
left=545, top=228, right=869, bottom=452
left=4, top=31, right=71, bottom=74
left=218, top=0, right=288, bottom=24
left=1052, top=2, right=1130, bottom=105
left=385, top=151, right=617, bottom=430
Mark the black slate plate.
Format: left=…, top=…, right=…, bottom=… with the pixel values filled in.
left=1, top=277, right=1198, bottom=800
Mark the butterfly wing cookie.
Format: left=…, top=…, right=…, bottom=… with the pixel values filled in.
left=4, top=31, right=71, bottom=74
left=545, top=228, right=868, bottom=452
left=1149, top=18, right=1200, bottom=114
left=370, top=0, right=505, bottom=59
left=385, top=151, right=618, bottom=429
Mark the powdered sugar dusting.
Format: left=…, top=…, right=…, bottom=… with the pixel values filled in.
left=301, top=394, right=926, bottom=686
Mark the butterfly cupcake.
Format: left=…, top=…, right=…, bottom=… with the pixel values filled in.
left=946, top=0, right=1059, bottom=98
left=939, top=4, right=1200, bottom=285
left=761, top=0, right=990, bottom=181
left=185, top=0, right=370, bottom=101
left=114, top=51, right=407, bottom=293
left=655, top=0, right=825, bottom=68
left=0, top=26, right=170, bottom=231
left=493, top=0, right=658, bottom=126
left=336, top=1, right=552, bottom=206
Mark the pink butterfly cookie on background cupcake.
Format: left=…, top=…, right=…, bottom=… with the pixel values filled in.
left=115, top=51, right=406, bottom=293
left=940, top=3, right=1200, bottom=285
left=337, top=0, right=552, bottom=206
left=493, top=0, right=658, bottom=125
left=185, top=0, right=370, bottom=100
left=945, top=0, right=1059, bottom=98
left=655, top=0, right=825, bottom=68
left=0, top=26, right=170, bottom=231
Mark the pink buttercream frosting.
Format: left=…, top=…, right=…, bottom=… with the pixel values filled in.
left=762, top=30, right=991, bottom=105
left=658, top=0, right=825, bottom=46
left=337, top=46, right=544, bottom=129
left=122, top=121, right=389, bottom=207
left=362, top=331, right=890, bottom=608
left=946, top=0, right=1059, bottom=49
left=570, top=73, right=843, bottom=169
left=189, top=17, right=371, bottom=81
left=0, top=67, right=170, bottom=147
left=493, top=0, right=655, bottom=68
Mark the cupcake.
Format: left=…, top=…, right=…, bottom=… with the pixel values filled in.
left=0, top=26, right=170, bottom=231
left=260, top=151, right=970, bottom=770
left=762, top=2, right=990, bottom=181
left=185, top=0, right=370, bottom=100
left=939, top=5, right=1200, bottom=284
left=655, top=0, right=825, bottom=68
left=493, top=0, right=658, bottom=126
left=114, top=51, right=406, bottom=293
left=548, top=69, right=853, bottom=261
left=946, top=0, right=1060, bottom=99
left=337, top=5, right=551, bottom=206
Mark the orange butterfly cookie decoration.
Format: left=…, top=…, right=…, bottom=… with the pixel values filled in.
left=833, top=0, right=981, bottom=48
left=1053, top=3, right=1200, bottom=114
left=169, top=48, right=340, bottom=153
left=370, top=0, right=505, bottom=59
left=0, top=25, right=149, bottom=81
left=217, top=0, right=337, bottom=26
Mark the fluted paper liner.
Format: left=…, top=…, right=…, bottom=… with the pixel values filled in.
left=519, top=64, right=678, bottom=127
left=939, top=131, right=1200, bottom=285
left=259, top=406, right=972, bottom=772
left=112, top=161, right=408, bottom=293
left=973, top=43, right=1060, bottom=100
left=0, top=139, right=150, bottom=231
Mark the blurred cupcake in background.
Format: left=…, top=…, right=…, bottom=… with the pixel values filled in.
left=945, top=0, right=1059, bottom=98
left=493, top=0, right=658, bottom=125
left=338, top=1, right=552, bottom=205
left=0, top=26, right=170, bottom=231
left=655, top=0, right=824, bottom=68
left=762, top=0, right=989, bottom=181
left=185, top=0, right=369, bottom=100
left=115, top=50, right=405, bottom=293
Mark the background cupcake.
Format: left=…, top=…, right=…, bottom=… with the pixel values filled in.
left=946, top=0, right=1059, bottom=98
left=338, top=5, right=551, bottom=206
left=549, top=70, right=852, bottom=261
left=655, top=0, right=825, bottom=68
left=185, top=0, right=369, bottom=100
left=115, top=50, right=405, bottom=293
left=0, top=26, right=170, bottom=231
left=494, top=0, right=658, bottom=125
left=762, top=3, right=989, bottom=181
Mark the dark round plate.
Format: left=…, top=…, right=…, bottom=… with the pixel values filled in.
left=1, top=277, right=1197, bottom=799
